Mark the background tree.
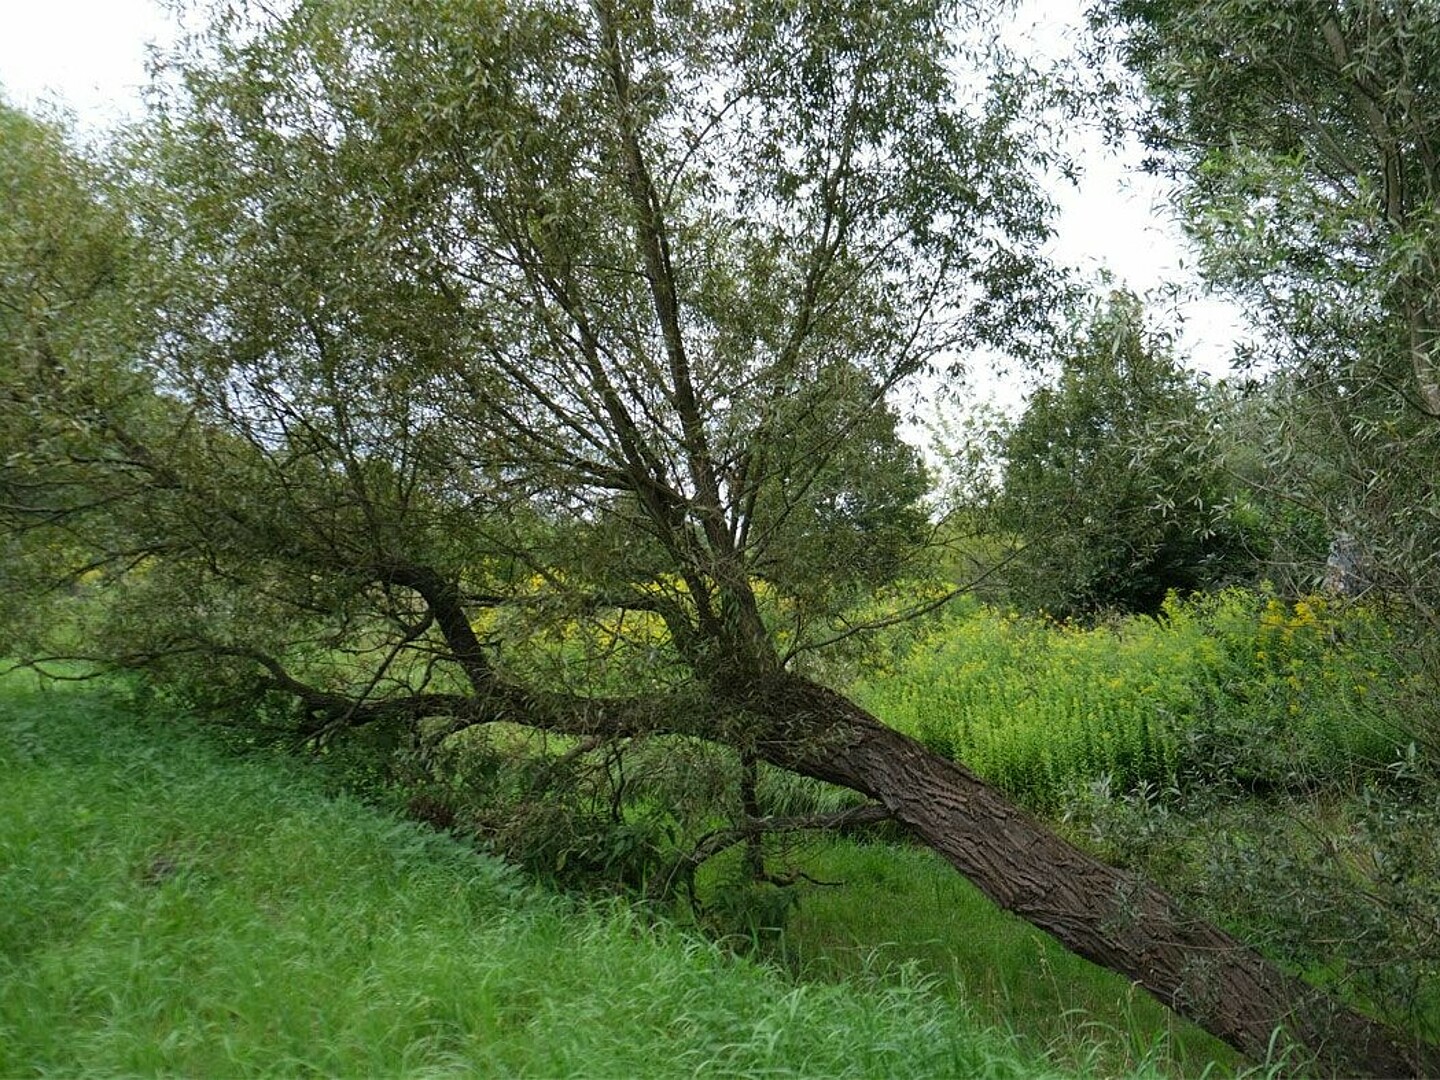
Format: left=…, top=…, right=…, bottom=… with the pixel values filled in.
left=1, top=1, right=1432, bottom=1070
left=993, top=291, right=1260, bottom=618
left=1092, top=0, right=1440, bottom=625
left=0, top=101, right=180, bottom=654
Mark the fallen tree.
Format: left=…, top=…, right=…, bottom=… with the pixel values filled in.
left=1, top=1, right=1435, bottom=1072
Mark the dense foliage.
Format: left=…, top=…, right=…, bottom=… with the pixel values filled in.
left=991, top=293, right=1259, bottom=618
left=5, top=0, right=1440, bottom=1069
left=1094, top=0, right=1440, bottom=680
left=849, top=585, right=1439, bottom=1043
left=853, top=587, right=1411, bottom=811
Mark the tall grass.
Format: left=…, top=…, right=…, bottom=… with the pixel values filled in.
left=852, top=589, right=1411, bottom=810
left=1, top=678, right=1089, bottom=1078
left=695, top=838, right=1241, bottom=1079
left=852, top=605, right=1193, bottom=809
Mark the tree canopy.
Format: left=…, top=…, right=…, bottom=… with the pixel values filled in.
left=1094, top=0, right=1440, bottom=616
left=1, top=2, right=1434, bottom=1072
left=77, top=0, right=1054, bottom=683
left=993, top=291, right=1258, bottom=618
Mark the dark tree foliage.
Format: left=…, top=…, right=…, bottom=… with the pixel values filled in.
left=995, top=292, right=1258, bottom=619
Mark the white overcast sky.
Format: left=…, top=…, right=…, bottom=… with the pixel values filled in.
left=0, top=0, right=1247, bottom=412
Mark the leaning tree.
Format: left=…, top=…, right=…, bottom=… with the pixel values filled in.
left=1, top=1, right=1433, bottom=1072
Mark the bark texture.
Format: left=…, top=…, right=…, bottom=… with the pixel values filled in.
left=730, top=673, right=1436, bottom=1079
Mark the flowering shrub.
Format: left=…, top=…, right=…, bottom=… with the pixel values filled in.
left=852, top=605, right=1195, bottom=811
left=1170, top=589, right=1408, bottom=791
left=851, top=588, right=1411, bottom=810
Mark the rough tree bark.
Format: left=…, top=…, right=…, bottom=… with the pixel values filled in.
left=276, top=560, right=1436, bottom=1077
left=737, top=674, right=1435, bottom=1078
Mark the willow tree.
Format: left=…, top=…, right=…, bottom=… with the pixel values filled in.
left=1093, top=0, right=1440, bottom=619
left=1, top=2, right=1432, bottom=1072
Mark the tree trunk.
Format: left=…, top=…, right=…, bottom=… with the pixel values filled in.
left=302, top=565, right=1433, bottom=1075
left=730, top=672, right=1434, bottom=1078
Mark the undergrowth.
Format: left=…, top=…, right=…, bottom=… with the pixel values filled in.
left=852, top=588, right=1413, bottom=811
left=842, top=585, right=1438, bottom=1050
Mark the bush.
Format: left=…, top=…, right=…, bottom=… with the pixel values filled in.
left=1060, top=774, right=1440, bottom=1047
left=1171, top=589, right=1411, bottom=792
left=852, top=604, right=1195, bottom=811
left=849, top=584, right=1438, bottom=1044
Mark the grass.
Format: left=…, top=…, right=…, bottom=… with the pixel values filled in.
left=1, top=676, right=1116, bottom=1079
left=2, top=579, right=1419, bottom=1077
left=850, top=590, right=1411, bottom=811
left=851, top=605, right=1193, bottom=810
left=695, top=838, right=1241, bottom=1079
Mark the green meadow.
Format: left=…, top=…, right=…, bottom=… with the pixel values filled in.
left=2, top=677, right=1198, bottom=1079
left=5, top=582, right=1424, bottom=1077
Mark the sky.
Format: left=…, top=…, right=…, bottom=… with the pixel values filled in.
left=0, top=0, right=1247, bottom=412
left=0, top=0, right=175, bottom=127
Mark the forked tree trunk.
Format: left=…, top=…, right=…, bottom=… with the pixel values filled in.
left=730, top=673, right=1434, bottom=1078
left=391, top=563, right=1431, bottom=1075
